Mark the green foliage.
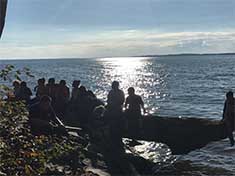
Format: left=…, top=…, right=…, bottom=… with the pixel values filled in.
left=0, top=65, right=33, bottom=83
left=0, top=65, right=34, bottom=98
left=0, top=65, right=101, bottom=175
left=0, top=102, right=87, bottom=175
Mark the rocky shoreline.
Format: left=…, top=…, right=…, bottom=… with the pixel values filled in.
left=0, top=101, right=158, bottom=176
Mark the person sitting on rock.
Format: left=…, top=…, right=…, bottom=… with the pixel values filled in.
left=222, top=91, right=235, bottom=146
left=124, top=87, right=146, bottom=137
left=18, top=81, right=32, bottom=103
left=88, top=105, right=110, bottom=145
left=29, top=95, right=67, bottom=135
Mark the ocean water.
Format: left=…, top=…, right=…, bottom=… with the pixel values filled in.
left=1, top=54, right=235, bottom=175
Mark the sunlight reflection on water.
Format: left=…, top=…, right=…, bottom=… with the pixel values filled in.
left=2, top=55, right=235, bottom=175
left=97, top=57, right=163, bottom=114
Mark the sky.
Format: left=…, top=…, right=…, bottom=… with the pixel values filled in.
left=0, top=0, right=235, bottom=59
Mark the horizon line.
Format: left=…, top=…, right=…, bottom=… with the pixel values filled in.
left=1, top=52, right=235, bottom=61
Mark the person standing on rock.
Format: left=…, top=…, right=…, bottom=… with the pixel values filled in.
left=106, top=81, right=125, bottom=147
left=125, top=87, right=146, bottom=137
left=107, top=81, right=125, bottom=114
left=222, top=91, right=235, bottom=146
left=55, top=80, right=70, bottom=118
left=34, top=78, right=47, bottom=99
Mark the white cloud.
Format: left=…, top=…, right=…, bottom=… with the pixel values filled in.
left=1, top=30, right=235, bottom=59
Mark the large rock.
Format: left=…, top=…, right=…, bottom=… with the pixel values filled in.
left=125, top=116, right=227, bottom=155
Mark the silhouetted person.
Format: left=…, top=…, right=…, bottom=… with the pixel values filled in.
left=71, top=80, right=80, bottom=102
left=106, top=81, right=125, bottom=148
left=55, top=80, right=69, bottom=118
left=29, top=95, right=67, bottom=135
left=19, top=81, right=32, bottom=103
left=87, top=90, right=96, bottom=99
left=88, top=105, right=109, bottom=144
left=57, top=80, right=70, bottom=101
left=46, top=78, right=57, bottom=102
left=74, top=86, right=91, bottom=125
left=55, top=80, right=70, bottom=118
left=125, top=87, right=146, bottom=115
left=78, top=85, right=87, bottom=97
left=125, top=87, right=146, bottom=137
left=107, top=81, right=125, bottom=114
left=34, top=78, right=47, bottom=98
left=12, top=80, right=21, bottom=100
left=222, top=91, right=235, bottom=146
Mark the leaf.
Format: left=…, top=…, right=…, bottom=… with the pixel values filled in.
left=25, top=164, right=33, bottom=175
left=14, top=74, right=21, bottom=81
left=16, top=70, right=21, bottom=75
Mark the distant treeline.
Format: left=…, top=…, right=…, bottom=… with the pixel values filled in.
left=137, top=53, right=235, bottom=57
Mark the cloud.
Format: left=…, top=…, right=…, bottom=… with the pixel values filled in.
left=1, top=30, right=235, bottom=59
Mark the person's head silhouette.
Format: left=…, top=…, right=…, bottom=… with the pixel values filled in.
left=112, top=81, right=119, bottom=90
left=128, top=87, right=135, bottom=96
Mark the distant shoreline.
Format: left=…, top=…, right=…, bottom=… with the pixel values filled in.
left=136, top=52, right=235, bottom=57
left=0, top=52, right=235, bottom=61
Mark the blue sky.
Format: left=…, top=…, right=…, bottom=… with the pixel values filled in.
left=1, top=0, right=235, bottom=58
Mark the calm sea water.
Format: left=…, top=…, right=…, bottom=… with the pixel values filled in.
left=1, top=54, right=235, bottom=175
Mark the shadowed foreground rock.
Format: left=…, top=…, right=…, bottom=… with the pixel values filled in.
left=125, top=116, right=227, bottom=155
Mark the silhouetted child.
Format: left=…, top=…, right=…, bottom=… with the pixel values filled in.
left=222, top=91, right=235, bottom=146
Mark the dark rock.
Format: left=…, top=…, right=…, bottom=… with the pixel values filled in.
left=125, top=116, right=227, bottom=154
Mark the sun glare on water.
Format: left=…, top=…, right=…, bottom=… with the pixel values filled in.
left=98, top=57, right=161, bottom=114
left=100, top=57, right=148, bottom=90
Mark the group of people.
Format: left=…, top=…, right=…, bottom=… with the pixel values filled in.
left=11, top=80, right=32, bottom=103
left=9, top=77, right=235, bottom=147
left=12, top=78, right=98, bottom=117
left=10, top=78, right=146, bottom=140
